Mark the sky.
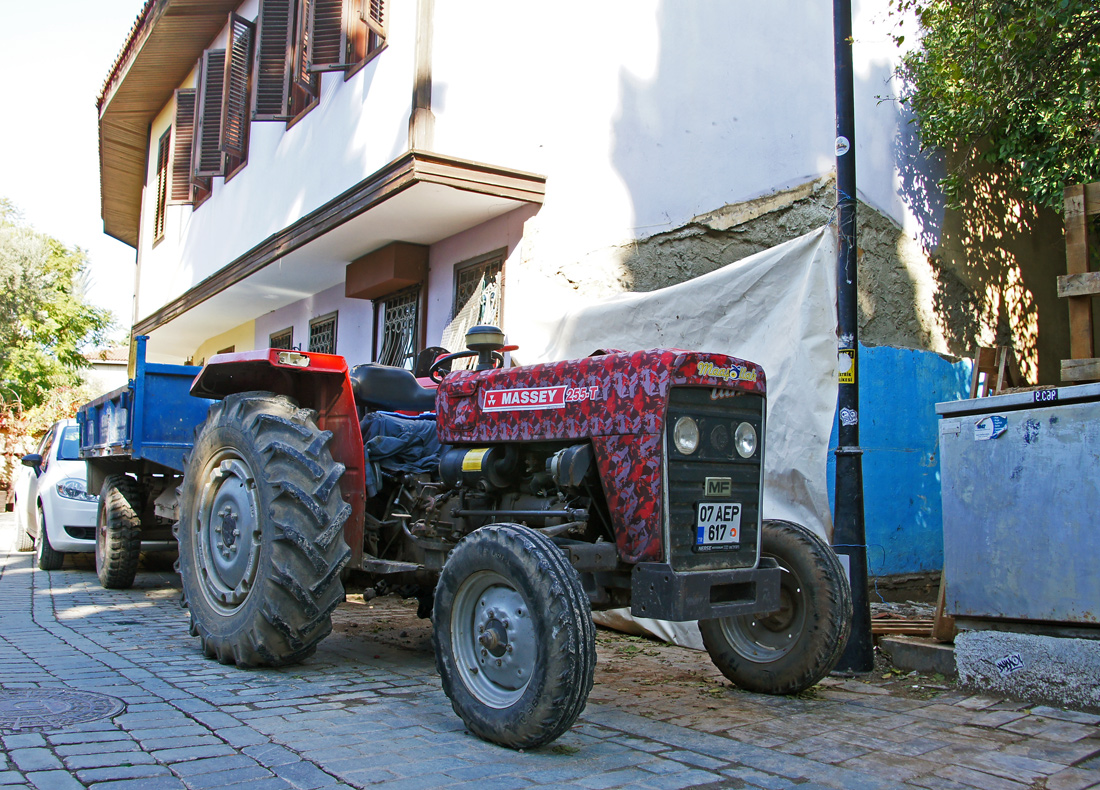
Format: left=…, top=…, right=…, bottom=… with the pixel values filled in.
left=0, top=0, right=149, bottom=342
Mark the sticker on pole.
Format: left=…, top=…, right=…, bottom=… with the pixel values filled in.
left=973, top=415, right=1008, bottom=441
left=838, top=349, right=855, bottom=384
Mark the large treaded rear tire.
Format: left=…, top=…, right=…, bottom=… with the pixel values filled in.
left=700, top=519, right=852, bottom=695
left=178, top=392, right=351, bottom=668
left=432, top=523, right=596, bottom=750
left=96, top=475, right=143, bottom=589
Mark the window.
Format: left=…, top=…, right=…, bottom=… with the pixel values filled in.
left=254, top=0, right=316, bottom=122
left=376, top=287, right=419, bottom=369
left=190, top=14, right=255, bottom=200
left=153, top=129, right=171, bottom=243
left=270, top=327, right=294, bottom=349
left=309, top=312, right=338, bottom=354
left=170, top=90, right=197, bottom=204
left=253, top=0, right=385, bottom=124
left=57, top=426, right=81, bottom=462
left=453, top=252, right=504, bottom=327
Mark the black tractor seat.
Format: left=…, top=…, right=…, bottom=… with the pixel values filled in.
left=349, top=364, right=438, bottom=414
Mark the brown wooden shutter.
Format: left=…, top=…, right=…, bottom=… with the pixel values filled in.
left=194, top=49, right=227, bottom=177
left=221, top=14, right=255, bottom=158
left=253, top=0, right=294, bottom=120
left=154, top=129, right=171, bottom=240
left=293, top=0, right=316, bottom=93
left=363, top=0, right=384, bottom=38
left=170, top=90, right=196, bottom=203
left=309, top=0, right=346, bottom=71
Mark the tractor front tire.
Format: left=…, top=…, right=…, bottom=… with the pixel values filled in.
left=178, top=392, right=350, bottom=668
left=432, top=523, right=596, bottom=750
left=96, top=475, right=143, bottom=589
left=700, top=519, right=852, bottom=695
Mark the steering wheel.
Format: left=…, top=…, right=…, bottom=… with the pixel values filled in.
left=427, top=350, right=510, bottom=383
left=428, top=350, right=477, bottom=383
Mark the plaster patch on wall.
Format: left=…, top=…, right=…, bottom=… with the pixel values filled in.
left=544, top=176, right=962, bottom=356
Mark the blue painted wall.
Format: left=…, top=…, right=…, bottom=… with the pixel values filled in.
left=827, top=345, right=972, bottom=577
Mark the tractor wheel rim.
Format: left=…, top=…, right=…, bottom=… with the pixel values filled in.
left=719, top=562, right=806, bottom=663
left=451, top=571, right=535, bottom=708
left=194, top=450, right=262, bottom=613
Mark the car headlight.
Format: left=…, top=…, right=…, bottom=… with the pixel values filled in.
left=56, top=479, right=98, bottom=503
left=673, top=416, right=700, bottom=455
left=734, top=422, right=758, bottom=458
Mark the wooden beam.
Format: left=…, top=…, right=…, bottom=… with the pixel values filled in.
left=1058, top=272, right=1100, bottom=298
left=1086, top=181, right=1100, bottom=217
left=1061, top=358, right=1100, bottom=383
left=1064, top=185, right=1094, bottom=360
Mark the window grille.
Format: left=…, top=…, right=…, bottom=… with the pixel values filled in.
left=309, top=312, right=338, bottom=355
left=270, top=327, right=293, bottom=350
left=377, top=287, right=419, bottom=368
left=453, top=255, right=503, bottom=326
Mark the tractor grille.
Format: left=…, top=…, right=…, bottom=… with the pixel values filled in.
left=665, top=386, right=764, bottom=572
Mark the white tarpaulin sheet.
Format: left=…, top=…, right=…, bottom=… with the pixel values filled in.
left=504, top=226, right=839, bottom=648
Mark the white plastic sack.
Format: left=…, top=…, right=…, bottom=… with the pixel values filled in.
left=507, top=226, right=839, bottom=648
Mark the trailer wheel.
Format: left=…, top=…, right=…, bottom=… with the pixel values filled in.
left=432, top=523, right=595, bottom=750
left=35, top=504, right=64, bottom=571
left=178, top=392, right=350, bottom=668
left=96, top=475, right=144, bottom=589
left=700, top=519, right=852, bottom=695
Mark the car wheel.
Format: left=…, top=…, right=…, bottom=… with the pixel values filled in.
left=432, top=523, right=595, bottom=750
left=699, top=519, right=852, bottom=695
left=35, top=505, right=65, bottom=571
left=96, top=475, right=144, bottom=589
left=13, top=496, right=34, bottom=552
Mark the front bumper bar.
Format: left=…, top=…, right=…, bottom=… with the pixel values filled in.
left=630, top=558, right=781, bottom=622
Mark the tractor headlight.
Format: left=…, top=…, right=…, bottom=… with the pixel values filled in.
left=673, top=417, right=700, bottom=455
left=56, top=479, right=97, bottom=502
left=734, top=422, right=758, bottom=458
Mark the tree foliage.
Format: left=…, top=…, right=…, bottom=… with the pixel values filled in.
left=894, top=0, right=1100, bottom=211
left=0, top=201, right=113, bottom=411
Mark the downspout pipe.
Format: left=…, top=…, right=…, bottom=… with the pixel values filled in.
left=832, top=0, right=874, bottom=672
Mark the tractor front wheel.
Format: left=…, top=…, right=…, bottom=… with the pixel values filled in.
left=433, top=524, right=595, bottom=750
left=178, top=392, right=350, bottom=668
left=700, top=519, right=852, bottom=695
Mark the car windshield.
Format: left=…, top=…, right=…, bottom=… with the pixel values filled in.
left=57, top=426, right=82, bottom=461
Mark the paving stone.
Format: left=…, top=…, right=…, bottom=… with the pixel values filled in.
left=8, top=752, right=61, bottom=774
left=76, top=763, right=173, bottom=783
left=1044, top=767, right=1100, bottom=790
left=24, top=771, right=85, bottom=790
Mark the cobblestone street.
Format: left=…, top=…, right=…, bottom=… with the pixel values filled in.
left=2, top=512, right=1099, bottom=790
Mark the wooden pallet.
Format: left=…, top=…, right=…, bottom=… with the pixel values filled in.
left=870, top=616, right=934, bottom=638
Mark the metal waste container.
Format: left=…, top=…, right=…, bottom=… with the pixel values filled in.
left=937, top=383, right=1100, bottom=626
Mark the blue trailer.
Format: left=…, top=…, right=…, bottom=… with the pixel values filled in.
left=77, top=336, right=214, bottom=588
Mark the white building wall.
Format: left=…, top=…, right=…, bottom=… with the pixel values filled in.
left=136, top=0, right=418, bottom=320
left=253, top=282, right=376, bottom=367
left=134, top=0, right=939, bottom=354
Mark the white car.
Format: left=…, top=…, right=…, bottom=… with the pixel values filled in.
left=13, top=419, right=99, bottom=569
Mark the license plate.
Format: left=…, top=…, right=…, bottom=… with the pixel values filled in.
left=695, top=502, right=741, bottom=549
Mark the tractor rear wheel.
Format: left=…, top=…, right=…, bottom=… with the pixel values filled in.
left=178, top=392, right=350, bottom=668
left=96, top=475, right=143, bottom=589
left=700, top=519, right=851, bottom=695
left=432, top=523, right=595, bottom=750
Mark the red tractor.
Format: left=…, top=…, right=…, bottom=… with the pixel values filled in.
left=177, top=326, right=851, bottom=749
